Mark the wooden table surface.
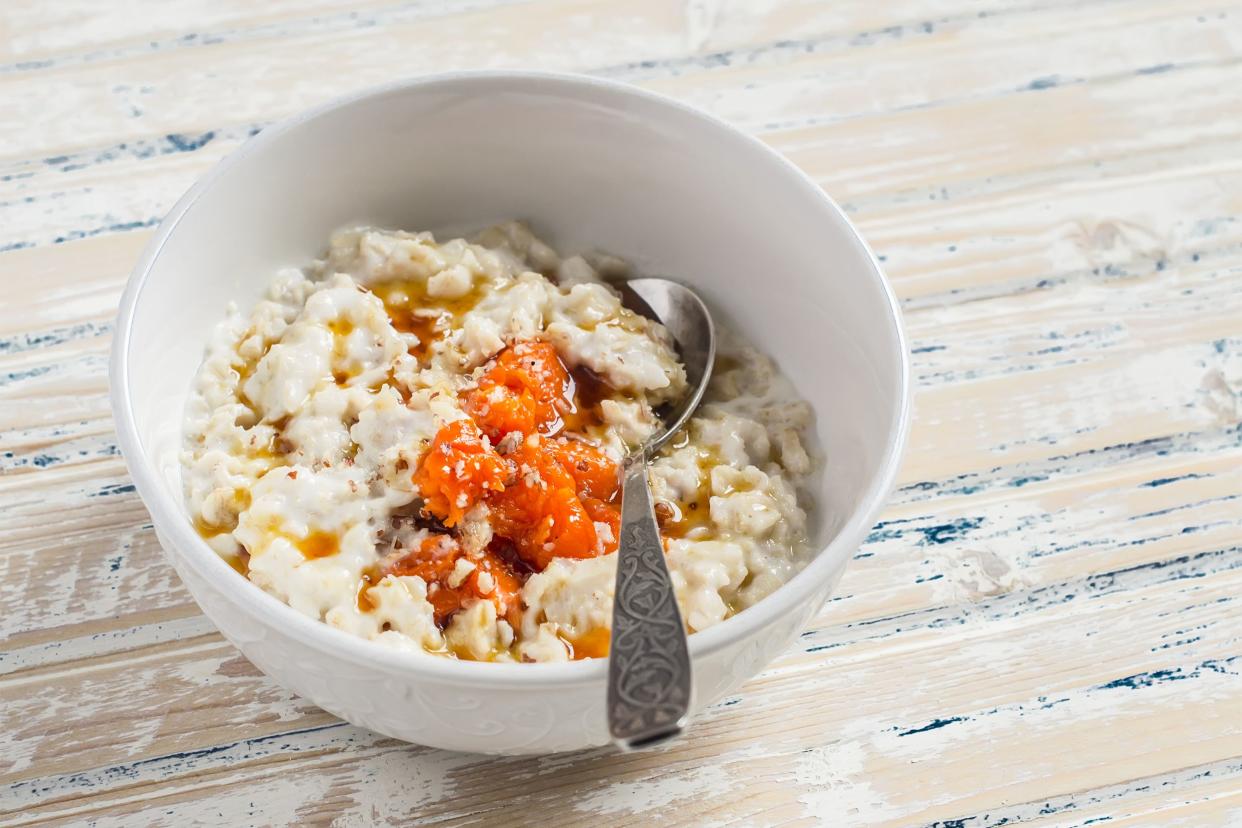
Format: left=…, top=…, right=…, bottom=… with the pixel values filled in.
left=3, top=1, right=1241, bottom=825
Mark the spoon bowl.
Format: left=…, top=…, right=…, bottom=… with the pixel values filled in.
left=620, top=278, right=717, bottom=455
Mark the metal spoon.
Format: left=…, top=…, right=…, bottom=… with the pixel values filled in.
left=607, top=277, right=716, bottom=751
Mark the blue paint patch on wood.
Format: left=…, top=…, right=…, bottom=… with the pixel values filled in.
left=1140, top=473, right=1208, bottom=488
left=803, top=546, right=1242, bottom=656
left=865, top=515, right=984, bottom=547
left=5, top=722, right=357, bottom=802
left=0, top=321, right=112, bottom=354
left=163, top=130, right=218, bottom=153
left=1128, top=493, right=1239, bottom=522
left=0, top=1, right=529, bottom=77
left=1, top=365, right=54, bottom=385
left=1098, top=656, right=1238, bottom=691
left=897, top=716, right=966, bottom=737
left=50, top=217, right=161, bottom=245
left=901, top=234, right=1240, bottom=313
left=895, top=424, right=1242, bottom=507
left=920, top=517, right=985, bottom=545
left=1, top=441, right=121, bottom=472
left=894, top=657, right=1238, bottom=746
left=1024, top=74, right=1063, bottom=90
left=47, top=124, right=264, bottom=170
left=90, top=483, right=137, bottom=498
left=596, top=8, right=1026, bottom=83
left=922, top=758, right=1242, bottom=828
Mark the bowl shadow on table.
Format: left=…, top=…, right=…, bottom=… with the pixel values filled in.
left=319, top=684, right=770, bottom=818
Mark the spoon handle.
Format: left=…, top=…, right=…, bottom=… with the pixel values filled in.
left=607, top=454, right=692, bottom=751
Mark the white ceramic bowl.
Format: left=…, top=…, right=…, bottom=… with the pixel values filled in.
left=110, top=71, right=910, bottom=754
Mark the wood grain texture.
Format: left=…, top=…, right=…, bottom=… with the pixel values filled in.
left=1, top=0, right=1240, bottom=825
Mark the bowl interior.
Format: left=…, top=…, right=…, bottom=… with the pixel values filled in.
left=121, top=73, right=905, bottom=594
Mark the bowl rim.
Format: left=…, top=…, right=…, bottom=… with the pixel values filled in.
left=109, top=69, right=911, bottom=687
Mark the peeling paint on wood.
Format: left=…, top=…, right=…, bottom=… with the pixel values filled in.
left=1, top=0, right=1241, bottom=825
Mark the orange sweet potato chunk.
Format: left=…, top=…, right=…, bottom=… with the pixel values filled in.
left=412, top=418, right=508, bottom=527
left=488, top=435, right=620, bottom=571
left=548, top=436, right=621, bottom=501
left=386, top=534, right=523, bottom=626
left=464, top=340, right=571, bottom=440
left=414, top=341, right=623, bottom=576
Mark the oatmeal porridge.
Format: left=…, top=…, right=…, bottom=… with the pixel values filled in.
left=182, top=222, right=819, bottom=662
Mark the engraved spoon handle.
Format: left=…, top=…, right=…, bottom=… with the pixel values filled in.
left=607, top=453, right=692, bottom=751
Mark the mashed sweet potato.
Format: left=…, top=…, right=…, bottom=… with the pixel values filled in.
left=415, top=341, right=622, bottom=573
